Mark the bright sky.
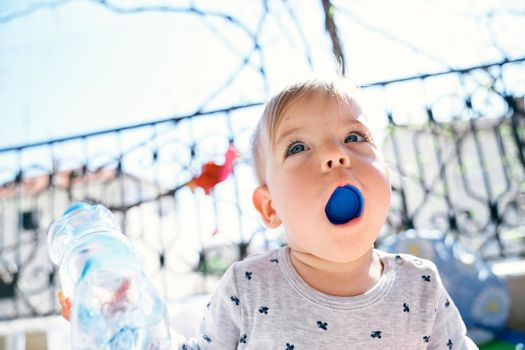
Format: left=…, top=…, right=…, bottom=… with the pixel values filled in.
left=1, top=0, right=524, bottom=149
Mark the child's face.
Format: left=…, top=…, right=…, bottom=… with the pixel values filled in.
left=254, top=92, right=391, bottom=263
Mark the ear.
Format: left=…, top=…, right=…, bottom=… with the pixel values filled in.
left=252, top=185, right=281, bottom=228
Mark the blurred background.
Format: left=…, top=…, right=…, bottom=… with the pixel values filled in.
left=0, top=0, right=524, bottom=349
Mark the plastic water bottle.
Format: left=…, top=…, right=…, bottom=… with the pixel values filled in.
left=47, top=202, right=171, bottom=350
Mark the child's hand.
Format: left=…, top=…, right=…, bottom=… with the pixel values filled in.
left=57, top=279, right=130, bottom=322
left=58, top=291, right=72, bottom=321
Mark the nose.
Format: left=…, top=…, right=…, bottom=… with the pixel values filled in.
left=321, top=143, right=351, bottom=172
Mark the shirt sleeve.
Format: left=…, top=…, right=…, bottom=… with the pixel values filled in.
left=171, top=264, right=242, bottom=350
left=428, top=272, right=478, bottom=350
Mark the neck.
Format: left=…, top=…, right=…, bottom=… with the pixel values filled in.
left=289, top=247, right=383, bottom=296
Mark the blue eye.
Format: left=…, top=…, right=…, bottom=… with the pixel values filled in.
left=286, top=141, right=307, bottom=156
left=344, top=133, right=364, bottom=143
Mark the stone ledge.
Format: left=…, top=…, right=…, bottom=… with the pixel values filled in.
left=491, top=258, right=525, bottom=330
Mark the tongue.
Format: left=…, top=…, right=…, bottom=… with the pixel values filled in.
left=325, top=185, right=364, bottom=225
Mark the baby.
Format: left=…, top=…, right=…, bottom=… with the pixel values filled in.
left=61, top=78, right=478, bottom=349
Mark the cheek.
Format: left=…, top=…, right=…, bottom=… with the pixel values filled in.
left=368, top=160, right=392, bottom=212
left=269, top=170, right=317, bottom=224
left=273, top=174, right=309, bottom=212
left=369, top=156, right=390, bottom=183
left=272, top=160, right=311, bottom=192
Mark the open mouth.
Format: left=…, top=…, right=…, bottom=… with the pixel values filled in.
left=325, top=185, right=364, bottom=225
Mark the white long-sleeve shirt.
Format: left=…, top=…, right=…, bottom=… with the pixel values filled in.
left=174, top=247, right=477, bottom=349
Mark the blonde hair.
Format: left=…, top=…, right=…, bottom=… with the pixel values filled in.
left=251, top=78, right=369, bottom=185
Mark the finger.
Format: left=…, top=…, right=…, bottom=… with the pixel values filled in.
left=57, top=291, right=72, bottom=321
left=61, top=305, right=71, bottom=321
left=58, top=291, right=72, bottom=306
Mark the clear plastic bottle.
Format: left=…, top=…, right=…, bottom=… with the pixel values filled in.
left=47, top=202, right=171, bottom=350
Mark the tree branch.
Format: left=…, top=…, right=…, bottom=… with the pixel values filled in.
left=321, top=0, right=346, bottom=76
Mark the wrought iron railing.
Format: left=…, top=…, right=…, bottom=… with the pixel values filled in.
left=374, top=58, right=525, bottom=259
left=0, top=58, right=524, bottom=321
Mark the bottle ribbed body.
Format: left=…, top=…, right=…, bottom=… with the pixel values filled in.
left=47, top=203, right=171, bottom=350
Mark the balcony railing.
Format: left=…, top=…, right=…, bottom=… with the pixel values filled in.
left=0, top=57, right=524, bottom=321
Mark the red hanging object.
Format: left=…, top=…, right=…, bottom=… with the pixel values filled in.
left=187, top=143, right=239, bottom=195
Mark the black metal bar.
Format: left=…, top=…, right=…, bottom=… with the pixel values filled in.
left=0, top=103, right=264, bottom=154
left=360, top=57, right=525, bottom=88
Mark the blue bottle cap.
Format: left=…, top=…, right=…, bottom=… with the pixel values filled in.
left=325, top=185, right=364, bottom=225
left=63, top=202, right=90, bottom=216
